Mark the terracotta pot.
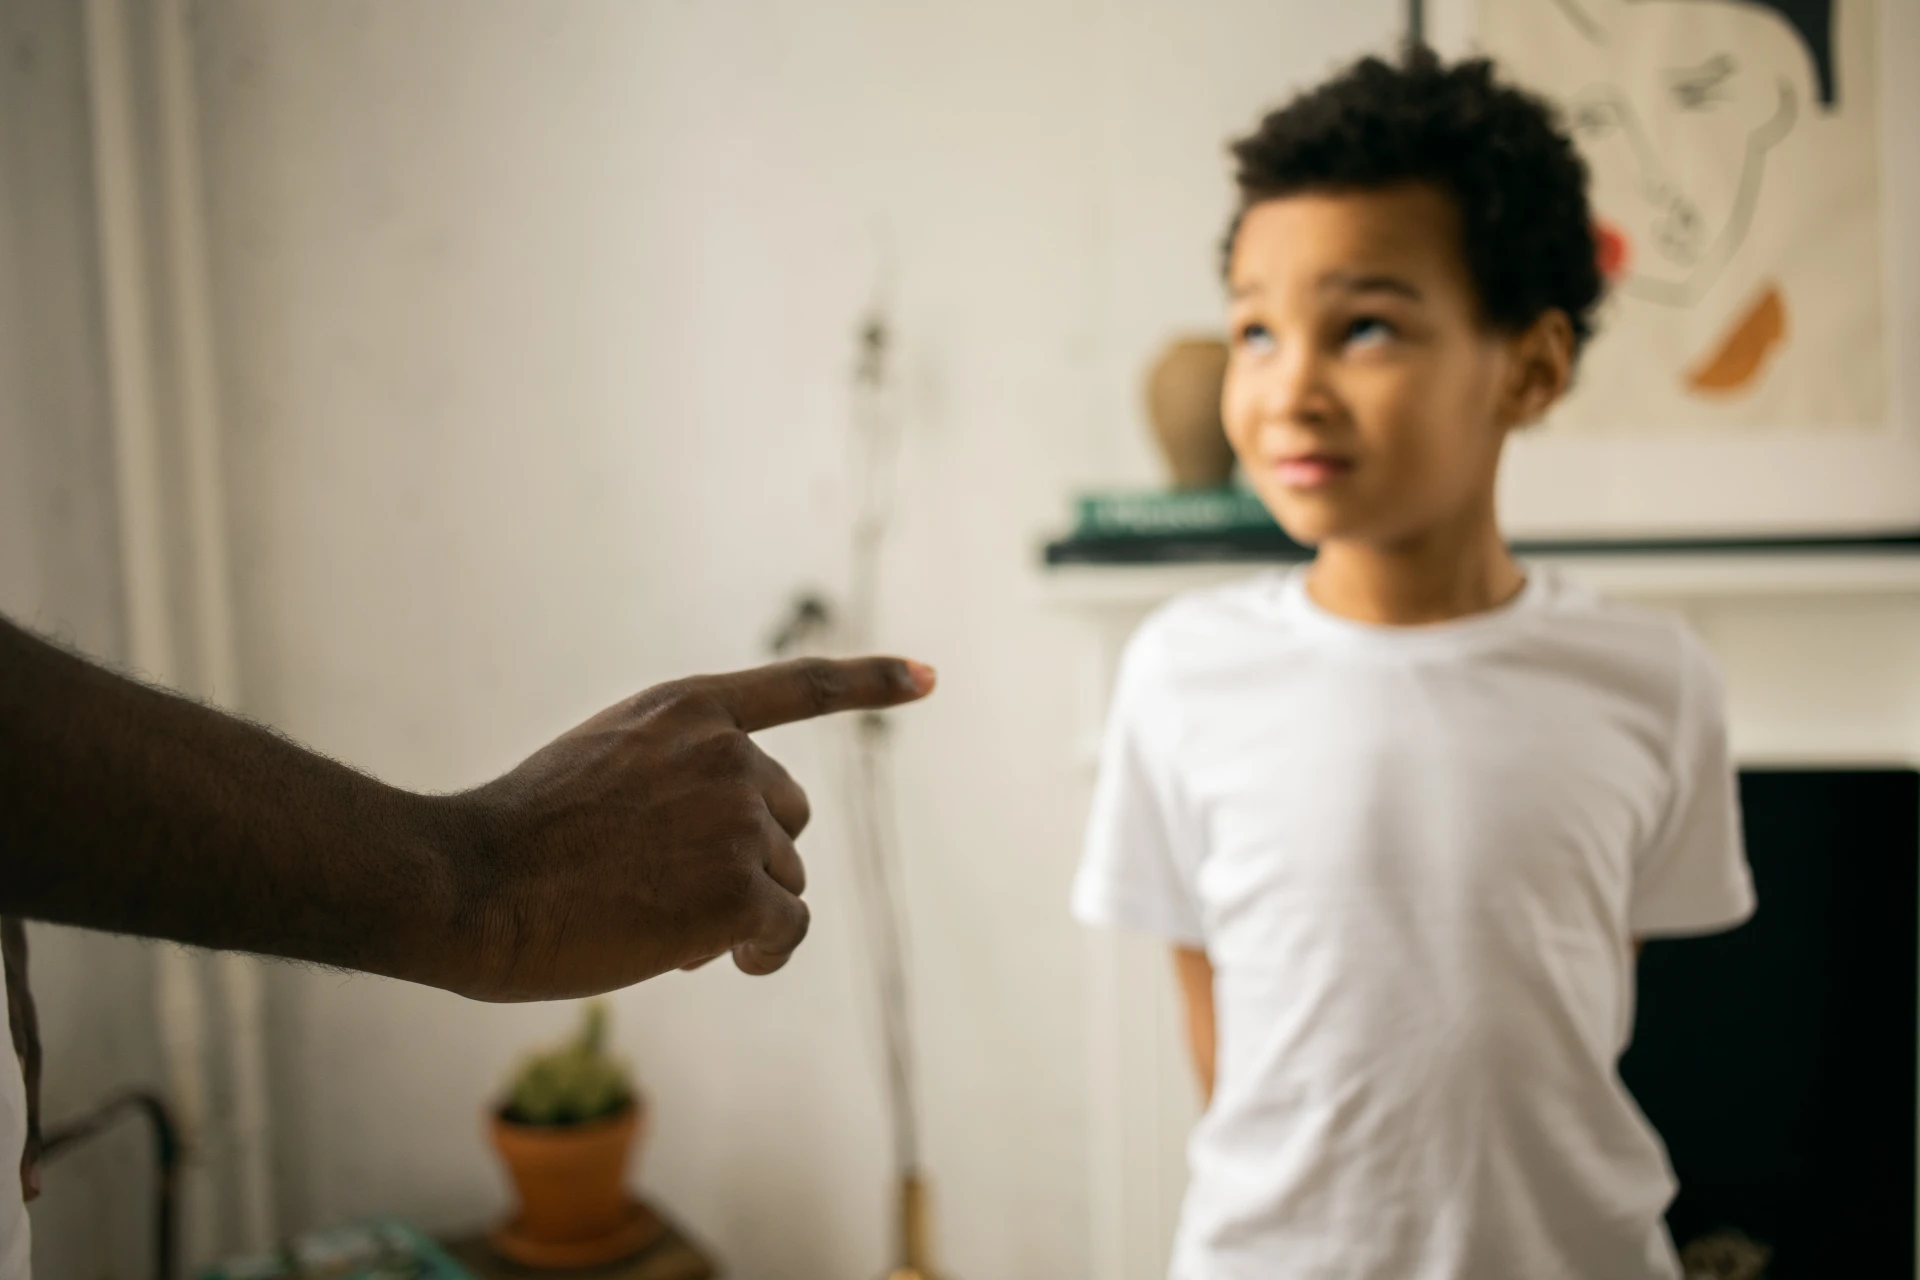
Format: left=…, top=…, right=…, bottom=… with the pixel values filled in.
left=490, top=1102, right=643, bottom=1245
left=1145, top=336, right=1234, bottom=490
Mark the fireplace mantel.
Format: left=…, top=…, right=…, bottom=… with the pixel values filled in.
left=1041, top=548, right=1920, bottom=611
left=1041, top=549, right=1920, bottom=771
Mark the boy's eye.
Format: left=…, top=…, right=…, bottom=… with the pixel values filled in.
left=1235, top=322, right=1276, bottom=354
left=1343, top=316, right=1395, bottom=348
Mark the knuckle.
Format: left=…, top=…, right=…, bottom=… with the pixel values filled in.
left=724, top=731, right=761, bottom=770
left=635, top=677, right=692, bottom=711
left=797, top=658, right=849, bottom=711
left=715, top=853, right=761, bottom=914
left=630, top=679, right=706, bottom=728
left=701, top=729, right=758, bottom=777
left=723, top=807, right=768, bottom=856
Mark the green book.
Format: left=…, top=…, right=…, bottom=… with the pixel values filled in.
left=1074, top=488, right=1277, bottom=538
left=203, top=1218, right=474, bottom=1280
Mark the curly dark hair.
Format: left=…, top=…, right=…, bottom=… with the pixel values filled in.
left=1225, top=45, right=1603, bottom=352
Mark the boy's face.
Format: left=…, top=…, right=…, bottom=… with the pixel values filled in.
left=1223, top=185, right=1541, bottom=548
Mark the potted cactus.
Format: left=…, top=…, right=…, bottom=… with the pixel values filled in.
left=488, top=1002, right=656, bottom=1267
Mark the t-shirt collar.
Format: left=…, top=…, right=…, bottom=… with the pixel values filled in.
left=1274, top=562, right=1551, bottom=655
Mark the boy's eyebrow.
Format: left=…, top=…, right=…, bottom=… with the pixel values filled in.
left=1318, top=271, right=1424, bottom=301
left=1229, top=273, right=1425, bottom=302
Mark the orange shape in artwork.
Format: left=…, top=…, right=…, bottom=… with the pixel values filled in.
left=1685, top=284, right=1787, bottom=396
left=1594, top=219, right=1630, bottom=282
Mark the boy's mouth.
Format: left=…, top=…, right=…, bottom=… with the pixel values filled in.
left=1273, top=454, right=1355, bottom=491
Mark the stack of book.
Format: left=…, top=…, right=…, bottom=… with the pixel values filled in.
left=203, top=1219, right=473, bottom=1280
left=1045, top=494, right=1920, bottom=566
left=1048, top=488, right=1310, bottom=565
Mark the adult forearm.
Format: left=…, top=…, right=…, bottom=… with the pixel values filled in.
left=0, top=618, right=467, bottom=988
left=2, top=614, right=936, bottom=1001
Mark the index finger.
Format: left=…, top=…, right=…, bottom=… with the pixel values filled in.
left=705, top=656, right=936, bottom=733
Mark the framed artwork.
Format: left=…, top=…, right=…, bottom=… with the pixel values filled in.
left=1421, top=0, right=1920, bottom=540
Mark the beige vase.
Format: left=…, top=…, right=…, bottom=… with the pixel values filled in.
left=1145, top=336, right=1234, bottom=490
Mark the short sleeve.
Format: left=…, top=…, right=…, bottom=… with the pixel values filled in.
left=1629, top=629, right=1756, bottom=938
left=1070, top=626, right=1207, bottom=946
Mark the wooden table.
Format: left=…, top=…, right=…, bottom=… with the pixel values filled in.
left=442, top=1206, right=718, bottom=1280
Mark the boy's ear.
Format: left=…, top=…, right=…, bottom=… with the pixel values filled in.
left=1501, top=309, right=1575, bottom=430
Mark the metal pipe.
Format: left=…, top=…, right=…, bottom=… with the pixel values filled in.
left=151, top=0, right=277, bottom=1247
left=42, top=1090, right=182, bottom=1280
left=82, top=0, right=218, bottom=1263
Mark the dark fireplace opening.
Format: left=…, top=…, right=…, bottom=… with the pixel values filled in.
left=1621, top=769, right=1919, bottom=1279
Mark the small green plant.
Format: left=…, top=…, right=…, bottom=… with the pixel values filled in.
left=502, top=1001, right=634, bottom=1126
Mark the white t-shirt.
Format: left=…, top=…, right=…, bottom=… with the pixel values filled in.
left=1, top=948, right=29, bottom=1280
left=1072, top=567, right=1754, bottom=1280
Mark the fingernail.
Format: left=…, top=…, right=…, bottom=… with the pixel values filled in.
left=904, top=660, right=937, bottom=695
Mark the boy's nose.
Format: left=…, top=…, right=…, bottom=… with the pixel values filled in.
left=1258, top=347, right=1335, bottom=427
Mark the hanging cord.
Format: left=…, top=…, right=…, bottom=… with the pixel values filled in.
left=843, top=312, right=922, bottom=1180
left=760, top=306, right=925, bottom=1212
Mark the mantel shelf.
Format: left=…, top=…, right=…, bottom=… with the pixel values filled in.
left=1039, top=550, right=1920, bottom=611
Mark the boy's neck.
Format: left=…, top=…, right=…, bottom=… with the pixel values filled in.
left=1306, top=509, right=1524, bottom=627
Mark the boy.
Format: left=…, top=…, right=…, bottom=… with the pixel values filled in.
left=1071, top=48, right=1754, bottom=1280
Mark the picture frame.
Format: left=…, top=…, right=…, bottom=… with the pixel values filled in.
left=1416, top=0, right=1920, bottom=542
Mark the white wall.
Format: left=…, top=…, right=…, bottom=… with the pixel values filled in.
left=18, top=4, right=1915, bottom=1276
left=0, top=2, right=173, bottom=1277
left=180, top=2, right=1397, bottom=1276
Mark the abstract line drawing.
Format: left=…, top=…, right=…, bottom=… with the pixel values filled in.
left=1480, top=0, right=1884, bottom=426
